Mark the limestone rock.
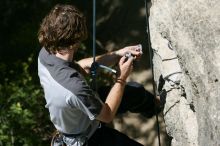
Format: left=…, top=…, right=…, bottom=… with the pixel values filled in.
left=149, top=0, right=220, bottom=145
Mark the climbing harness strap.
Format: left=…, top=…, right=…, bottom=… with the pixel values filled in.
left=51, top=131, right=66, bottom=146
left=144, top=0, right=161, bottom=146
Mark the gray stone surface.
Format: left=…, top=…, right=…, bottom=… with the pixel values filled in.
left=150, top=0, right=220, bottom=145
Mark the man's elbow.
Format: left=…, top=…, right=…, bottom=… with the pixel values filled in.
left=96, top=104, right=114, bottom=123
left=98, top=116, right=113, bottom=124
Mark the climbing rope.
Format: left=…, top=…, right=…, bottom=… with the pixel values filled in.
left=91, top=0, right=97, bottom=91
left=91, top=0, right=117, bottom=91
left=144, top=0, right=161, bottom=146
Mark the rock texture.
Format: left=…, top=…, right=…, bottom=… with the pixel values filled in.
left=149, top=0, right=220, bottom=145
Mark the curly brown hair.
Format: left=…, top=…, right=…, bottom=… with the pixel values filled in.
left=38, top=4, right=87, bottom=53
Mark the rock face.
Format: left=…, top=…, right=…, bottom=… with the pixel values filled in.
left=149, top=0, right=220, bottom=145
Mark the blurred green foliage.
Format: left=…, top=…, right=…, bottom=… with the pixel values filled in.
left=0, top=56, right=52, bottom=146
left=0, top=0, right=92, bottom=145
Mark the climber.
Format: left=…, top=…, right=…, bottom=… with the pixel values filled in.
left=37, top=4, right=157, bottom=146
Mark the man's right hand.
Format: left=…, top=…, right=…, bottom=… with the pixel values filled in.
left=118, top=55, right=134, bottom=81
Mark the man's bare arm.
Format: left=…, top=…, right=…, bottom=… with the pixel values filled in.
left=96, top=56, right=133, bottom=123
left=77, top=45, right=142, bottom=74
left=77, top=51, right=119, bottom=74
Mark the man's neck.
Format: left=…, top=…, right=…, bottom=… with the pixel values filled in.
left=55, top=49, right=74, bottom=62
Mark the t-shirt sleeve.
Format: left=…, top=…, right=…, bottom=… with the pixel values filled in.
left=66, top=76, right=103, bottom=120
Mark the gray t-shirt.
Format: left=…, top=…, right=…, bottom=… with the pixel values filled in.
left=38, top=48, right=103, bottom=143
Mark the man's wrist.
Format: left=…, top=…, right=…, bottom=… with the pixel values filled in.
left=114, top=50, right=120, bottom=56
left=115, top=78, right=126, bottom=85
left=113, top=50, right=122, bottom=58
